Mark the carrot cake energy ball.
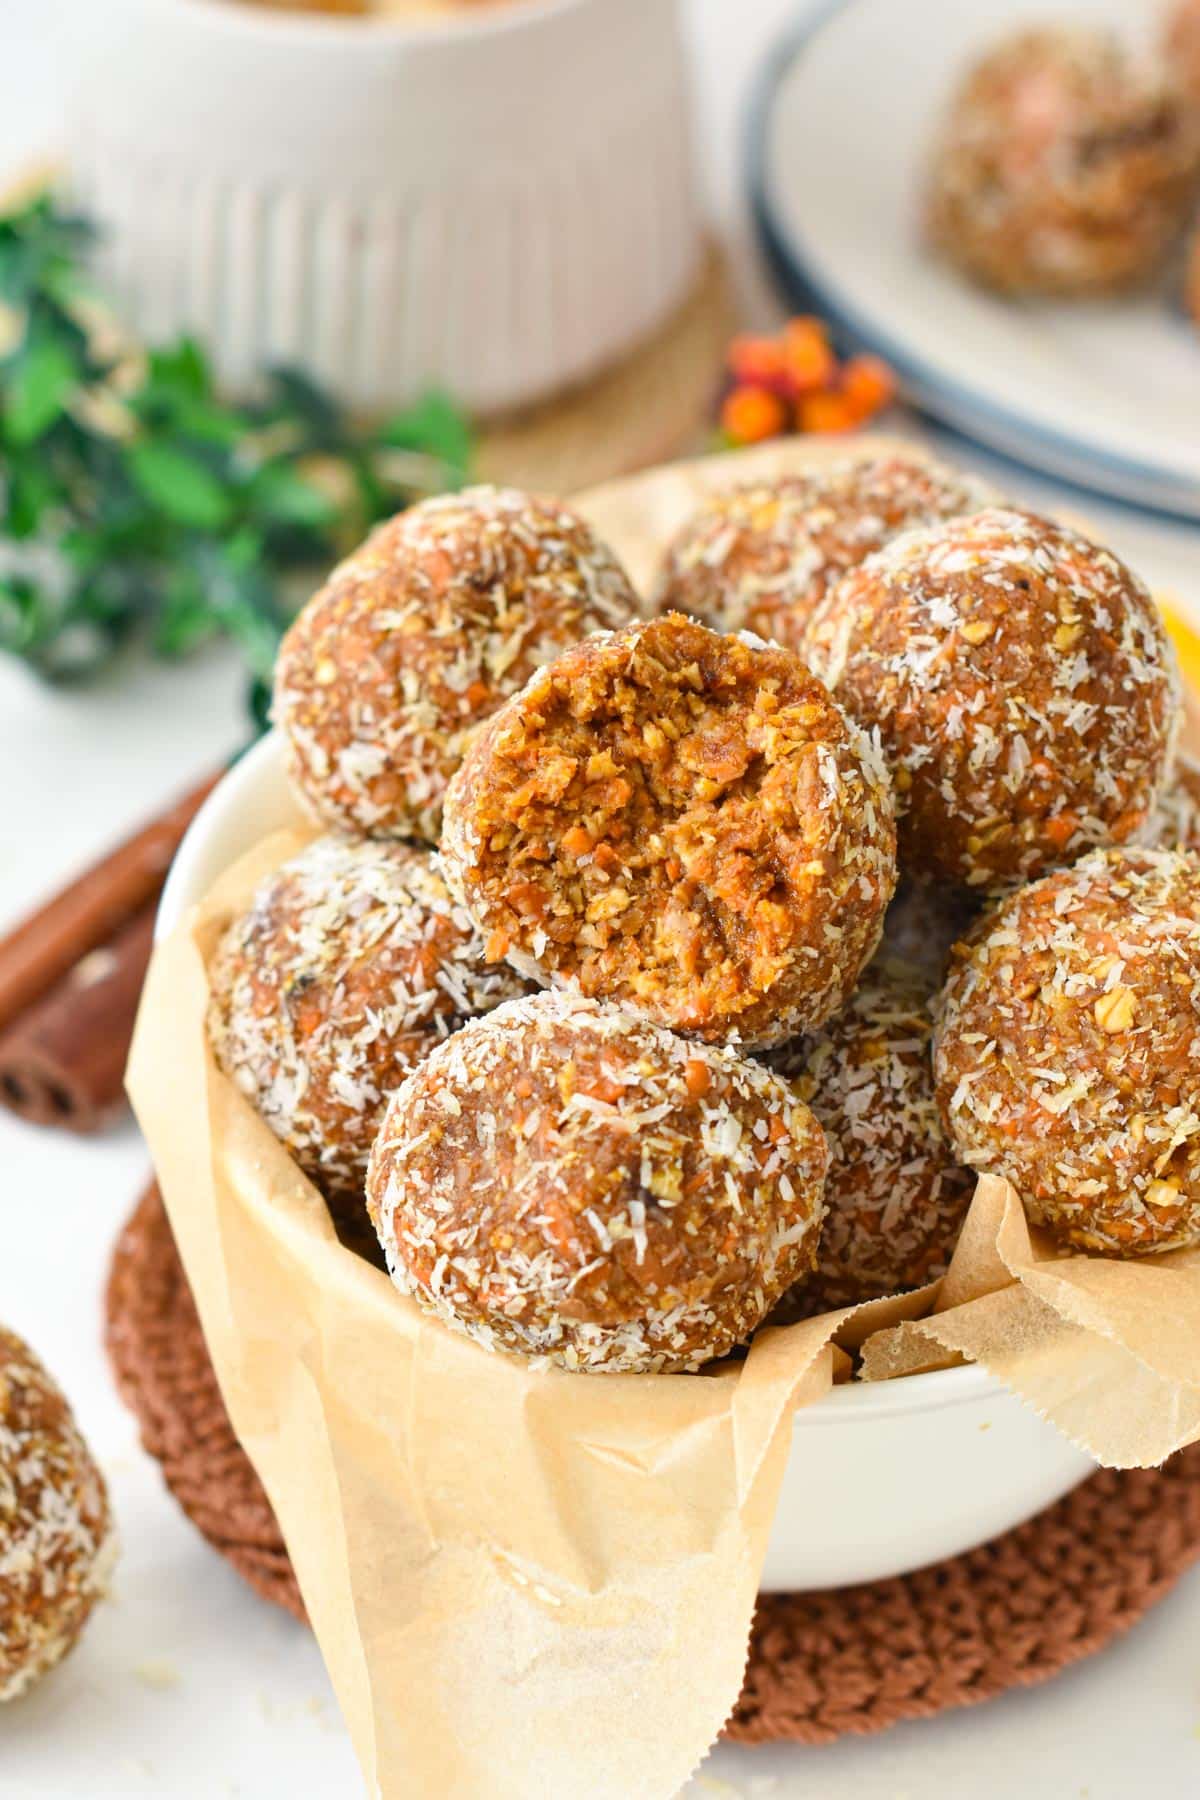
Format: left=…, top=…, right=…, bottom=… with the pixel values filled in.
left=925, top=28, right=1200, bottom=296
left=770, top=962, right=974, bottom=1311
left=207, top=833, right=526, bottom=1209
left=441, top=613, right=898, bottom=1047
left=273, top=486, right=640, bottom=841
left=651, top=453, right=997, bottom=651
left=934, top=848, right=1200, bottom=1256
left=368, top=991, right=829, bottom=1371
left=805, top=508, right=1180, bottom=890
left=1, top=1327, right=115, bottom=1702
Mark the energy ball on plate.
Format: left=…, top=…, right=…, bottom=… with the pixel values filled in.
left=651, top=453, right=997, bottom=650
left=1147, top=750, right=1200, bottom=851
left=768, top=962, right=974, bottom=1313
left=273, top=486, right=640, bottom=842
left=925, top=28, right=1200, bottom=296
left=207, top=833, right=526, bottom=1212
left=934, top=848, right=1200, bottom=1255
left=805, top=508, right=1180, bottom=890
left=367, top=990, right=829, bottom=1372
left=1, top=1327, right=115, bottom=1702
left=441, top=612, right=898, bottom=1048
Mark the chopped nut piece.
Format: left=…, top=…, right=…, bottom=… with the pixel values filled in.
left=1094, top=986, right=1137, bottom=1033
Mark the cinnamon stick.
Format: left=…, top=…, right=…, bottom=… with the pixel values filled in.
left=0, top=906, right=157, bottom=1131
left=0, top=771, right=219, bottom=1040
left=0, top=768, right=222, bottom=1133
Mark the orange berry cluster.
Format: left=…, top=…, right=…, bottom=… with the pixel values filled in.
left=719, top=317, right=898, bottom=446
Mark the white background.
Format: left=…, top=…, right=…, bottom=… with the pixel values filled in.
left=1, top=1, right=1199, bottom=1795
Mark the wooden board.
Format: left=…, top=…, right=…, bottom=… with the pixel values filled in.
left=476, top=243, right=736, bottom=495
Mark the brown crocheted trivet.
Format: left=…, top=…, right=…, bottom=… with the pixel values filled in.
left=105, top=1183, right=306, bottom=1622
left=107, top=1184, right=1200, bottom=1745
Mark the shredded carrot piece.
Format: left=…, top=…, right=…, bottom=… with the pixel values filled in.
left=561, top=825, right=593, bottom=858
left=1044, top=813, right=1080, bottom=849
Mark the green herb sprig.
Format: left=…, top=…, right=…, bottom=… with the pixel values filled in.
left=0, top=188, right=473, bottom=719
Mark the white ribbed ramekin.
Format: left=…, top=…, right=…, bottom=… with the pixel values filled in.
left=65, top=0, right=703, bottom=414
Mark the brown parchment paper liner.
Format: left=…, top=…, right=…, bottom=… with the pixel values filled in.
left=128, top=829, right=882, bottom=1800
left=859, top=1177, right=1200, bottom=1468
left=126, top=435, right=1200, bottom=1797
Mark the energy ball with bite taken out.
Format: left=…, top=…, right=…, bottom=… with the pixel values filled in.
left=1, top=1327, right=115, bottom=1702
left=805, top=508, right=1179, bottom=890
left=926, top=28, right=1200, bottom=296
left=652, top=453, right=997, bottom=651
left=935, top=848, right=1200, bottom=1255
left=207, top=834, right=526, bottom=1219
left=273, top=486, right=640, bottom=842
left=441, top=612, right=897, bottom=1048
left=768, top=960, right=974, bottom=1315
left=368, top=991, right=829, bottom=1372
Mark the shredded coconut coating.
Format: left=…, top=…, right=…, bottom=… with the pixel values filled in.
left=440, top=613, right=898, bottom=1048
left=925, top=27, right=1200, bottom=296
left=805, top=508, right=1180, bottom=890
left=934, top=847, right=1200, bottom=1255
left=207, top=833, right=527, bottom=1210
left=1, top=1328, right=115, bottom=1703
left=368, top=991, right=829, bottom=1372
left=1147, top=750, right=1200, bottom=853
left=272, top=486, right=640, bottom=842
left=651, top=454, right=997, bottom=650
left=767, top=960, right=974, bottom=1313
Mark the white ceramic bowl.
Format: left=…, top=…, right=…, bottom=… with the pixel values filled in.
left=158, top=731, right=1096, bottom=1590
left=66, top=0, right=702, bottom=415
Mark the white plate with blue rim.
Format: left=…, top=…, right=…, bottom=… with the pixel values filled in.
left=749, top=0, right=1200, bottom=519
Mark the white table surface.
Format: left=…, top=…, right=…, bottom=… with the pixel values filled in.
left=1, top=2, right=1199, bottom=1795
